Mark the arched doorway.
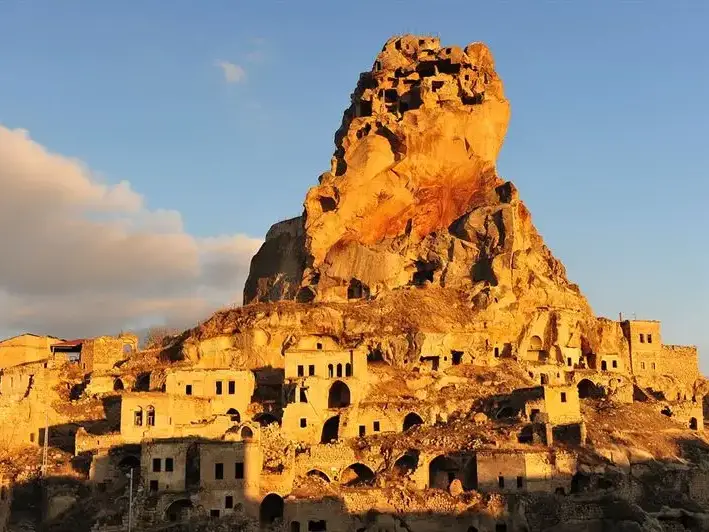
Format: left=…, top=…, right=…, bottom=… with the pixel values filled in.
left=321, top=415, right=340, bottom=443
left=577, top=379, right=603, bottom=399
left=113, top=378, right=124, bottom=391
left=429, top=455, right=458, bottom=490
left=393, top=450, right=419, bottom=477
left=340, top=463, right=374, bottom=486
left=227, top=409, right=241, bottom=422
left=402, top=412, right=423, bottom=431
left=260, top=494, right=284, bottom=524
left=117, top=455, right=140, bottom=473
left=328, top=381, right=351, bottom=408
left=306, top=470, right=331, bottom=483
left=165, top=499, right=193, bottom=522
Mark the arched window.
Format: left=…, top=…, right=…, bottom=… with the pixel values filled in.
left=241, top=426, right=254, bottom=441
left=227, top=408, right=241, bottom=422
left=336, top=364, right=343, bottom=378
left=345, top=363, right=353, bottom=377
left=146, top=406, right=155, bottom=426
left=403, top=412, right=423, bottom=431
left=328, top=364, right=334, bottom=378
left=134, top=407, right=143, bottom=426
left=113, top=378, right=124, bottom=391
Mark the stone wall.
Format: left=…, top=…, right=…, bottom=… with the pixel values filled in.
left=0, top=334, right=60, bottom=369
left=81, top=334, right=138, bottom=374
left=660, top=345, right=699, bottom=384
left=142, top=440, right=190, bottom=493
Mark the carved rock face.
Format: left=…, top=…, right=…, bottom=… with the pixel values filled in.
left=244, top=35, right=584, bottom=318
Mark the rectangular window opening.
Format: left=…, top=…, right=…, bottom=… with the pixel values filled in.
left=152, top=458, right=161, bottom=472
left=373, top=421, right=380, bottom=432
left=359, top=425, right=366, bottom=437
left=297, top=365, right=304, bottom=377
left=215, top=463, right=224, bottom=480
left=165, top=458, right=174, bottom=472
left=300, top=418, right=307, bottom=428
left=560, top=392, right=567, bottom=403
left=185, top=384, right=192, bottom=395
left=216, top=381, right=223, bottom=395
left=149, top=480, right=158, bottom=492
left=228, top=381, right=235, bottom=395
left=308, top=365, right=315, bottom=376
left=498, top=476, right=505, bottom=488
left=235, top=462, right=244, bottom=479
left=225, top=496, right=233, bottom=509
left=516, top=476, right=524, bottom=488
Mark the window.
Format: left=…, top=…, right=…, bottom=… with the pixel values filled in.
left=337, top=364, right=343, bottom=377
left=308, top=365, right=315, bottom=376
left=299, top=388, right=307, bottom=403
left=149, top=480, right=158, bottom=492
left=359, top=425, right=366, bottom=437
left=498, top=476, right=505, bottom=488
left=185, top=384, right=192, bottom=395
left=345, top=363, right=352, bottom=377
left=165, top=458, right=173, bottom=472
left=225, top=496, right=233, bottom=509
left=373, top=421, right=380, bottom=432
left=316, top=342, right=323, bottom=350
left=494, top=347, right=500, bottom=358
left=147, top=406, right=155, bottom=426
left=648, top=334, right=653, bottom=343
left=516, top=476, right=524, bottom=488
left=651, top=362, right=656, bottom=370
left=217, top=381, right=225, bottom=395
left=228, top=381, right=235, bottom=395
left=612, top=360, right=618, bottom=368
left=640, top=333, right=645, bottom=343
left=153, top=458, right=161, bottom=472
left=300, top=418, right=307, bottom=428
left=297, top=365, right=304, bottom=377
left=641, top=362, right=646, bottom=370
left=328, top=364, right=334, bottom=378
left=215, top=463, right=224, bottom=480
left=291, top=522, right=301, bottom=532
left=560, top=392, right=567, bottom=403
left=567, top=357, right=572, bottom=367
left=210, top=510, right=220, bottom=518
left=134, top=408, right=143, bottom=426
left=30, top=433, right=35, bottom=443
left=308, top=520, right=327, bottom=532
left=235, top=462, right=244, bottom=479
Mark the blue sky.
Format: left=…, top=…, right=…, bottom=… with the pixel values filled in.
left=0, top=2, right=707, bottom=367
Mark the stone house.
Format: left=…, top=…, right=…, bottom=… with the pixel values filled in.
left=196, top=438, right=262, bottom=518
left=0, top=333, right=62, bottom=369
left=164, top=368, right=255, bottom=421
left=508, top=385, right=581, bottom=425
left=475, top=449, right=577, bottom=494
left=142, top=439, right=191, bottom=494
left=281, top=340, right=368, bottom=444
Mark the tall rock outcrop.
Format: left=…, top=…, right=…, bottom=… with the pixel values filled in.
left=245, top=35, right=589, bottom=319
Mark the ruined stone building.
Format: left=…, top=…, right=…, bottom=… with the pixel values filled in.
left=1, top=34, right=708, bottom=532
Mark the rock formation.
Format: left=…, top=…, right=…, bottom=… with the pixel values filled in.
left=245, top=34, right=586, bottom=321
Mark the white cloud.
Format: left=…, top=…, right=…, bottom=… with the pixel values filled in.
left=0, top=125, right=263, bottom=339
left=216, top=60, right=247, bottom=84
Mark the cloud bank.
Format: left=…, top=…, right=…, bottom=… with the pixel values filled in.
left=216, top=60, right=247, bottom=84
left=0, top=126, right=262, bottom=339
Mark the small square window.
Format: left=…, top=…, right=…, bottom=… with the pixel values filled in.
left=215, top=463, right=224, bottom=480
left=300, top=418, right=307, bottom=428
left=516, top=476, right=524, bottom=488
left=359, top=425, right=366, bottom=437
left=235, top=462, right=244, bottom=479
left=316, top=342, right=323, bottom=350
left=228, top=381, right=235, bottom=395
left=612, top=360, right=618, bottom=368
left=149, top=480, right=158, bottom=492
left=560, top=392, right=567, bottom=403
left=373, top=421, right=380, bottom=432
left=152, top=458, right=161, bottom=472
left=185, top=384, right=192, bottom=395
left=216, top=381, right=223, bottom=395
left=210, top=510, right=220, bottom=518
left=498, top=476, right=505, bottom=488
left=165, top=458, right=173, bottom=472
left=225, top=496, right=233, bottom=509
left=297, top=365, right=304, bottom=377
left=309, top=365, right=315, bottom=376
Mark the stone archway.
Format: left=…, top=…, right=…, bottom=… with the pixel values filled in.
left=321, top=415, right=340, bottom=443
left=328, top=381, right=351, bottom=408
left=429, top=455, right=458, bottom=489
left=260, top=494, right=284, bottom=524
left=403, top=412, right=423, bottom=431
left=577, top=379, right=603, bottom=399
left=165, top=499, right=193, bottom=522
left=340, top=463, right=374, bottom=486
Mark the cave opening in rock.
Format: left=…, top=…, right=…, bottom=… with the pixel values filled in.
left=347, top=278, right=370, bottom=300
left=319, top=196, right=337, bottom=213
